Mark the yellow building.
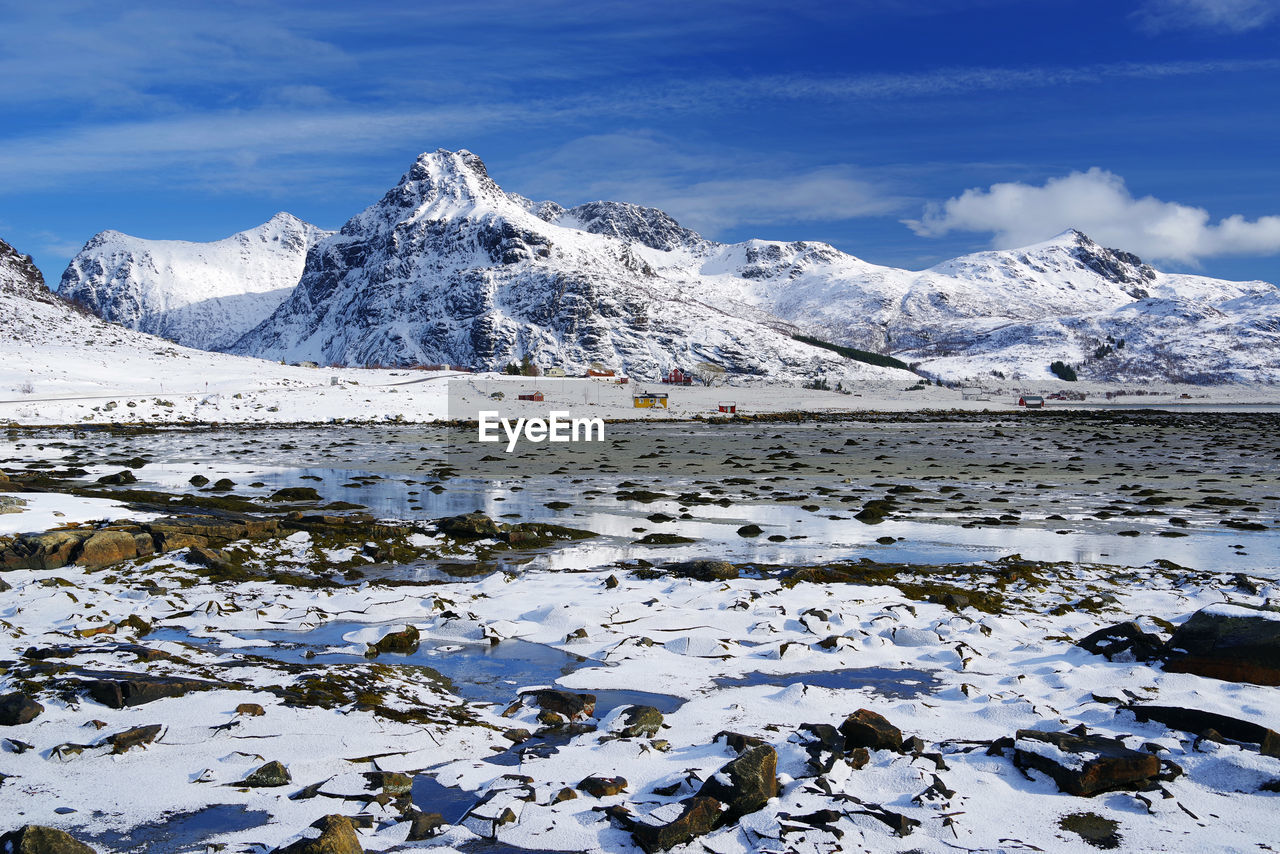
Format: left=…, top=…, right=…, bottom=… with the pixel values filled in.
left=633, top=392, right=669, bottom=408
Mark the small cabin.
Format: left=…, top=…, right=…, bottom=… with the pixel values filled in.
left=633, top=391, right=669, bottom=409
left=718, top=401, right=736, bottom=413
left=517, top=391, right=544, bottom=402
left=1018, top=395, right=1045, bottom=408
left=587, top=368, right=616, bottom=378
left=662, top=368, right=694, bottom=385
left=960, top=386, right=989, bottom=400
left=545, top=367, right=566, bottom=378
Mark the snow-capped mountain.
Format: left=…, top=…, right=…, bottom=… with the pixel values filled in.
left=58, top=213, right=331, bottom=350
left=230, top=150, right=906, bottom=386
left=58, top=148, right=1280, bottom=385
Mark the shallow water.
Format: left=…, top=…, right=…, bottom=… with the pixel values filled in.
left=713, top=666, right=941, bottom=699
left=83, top=804, right=269, bottom=852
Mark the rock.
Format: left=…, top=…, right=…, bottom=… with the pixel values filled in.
left=103, top=723, right=163, bottom=754
left=1129, top=705, right=1280, bottom=758
left=76, top=530, right=139, bottom=567
left=840, top=709, right=904, bottom=752
left=577, top=775, right=628, bottom=797
left=1163, top=603, right=1280, bottom=685
left=404, top=809, right=444, bottom=840
left=185, top=545, right=233, bottom=570
left=604, top=574, right=619, bottom=589
left=631, top=796, right=724, bottom=853
left=362, top=771, right=412, bottom=795
left=617, top=705, right=664, bottom=738
left=525, top=689, right=596, bottom=720
left=714, top=730, right=764, bottom=753
left=241, top=760, right=292, bottom=787
left=1059, top=811, right=1122, bottom=849
left=695, top=744, right=777, bottom=823
left=0, top=825, right=97, bottom=853
left=0, top=691, right=44, bottom=725
left=551, top=786, right=577, bottom=803
left=664, top=559, right=738, bottom=581
left=436, top=511, right=501, bottom=539
left=372, top=625, right=420, bottom=655
left=68, top=670, right=223, bottom=708
left=209, top=478, right=236, bottom=491
left=1, top=530, right=87, bottom=570
left=270, top=487, right=323, bottom=502
left=1013, top=729, right=1160, bottom=796
left=189, top=475, right=209, bottom=486
left=503, top=727, right=532, bottom=743
left=236, top=702, right=266, bottom=716
left=273, top=814, right=363, bottom=854
left=736, top=524, right=763, bottom=537
left=96, top=470, right=137, bottom=485
left=1076, top=621, right=1166, bottom=662
left=797, top=723, right=845, bottom=774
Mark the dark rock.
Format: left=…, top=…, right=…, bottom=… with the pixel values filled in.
left=503, top=727, right=532, bottom=743
left=631, top=796, right=724, bottom=853
left=185, top=546, right=233, bottom=571
left=68, top=670, right=223, bottom=708
left=372, top=625, right=420, bottom=655
left=1129, top=705, right=1280, bottom=758
left=551, top=786, right=577, bottom=803
left=103, top=723, right=163, bottom=754
left=188, top=475, right=209, bottom=486
left=525, top=689, right=596, bottom=720
left=714, top=730, right=764, bottom=753
left=1014, top=730, right=1160, bottom=796
left=604, top=574, right=619, bottom=589
left=273, top=814, right=362, bottom=854
left=437, top=512, right=501, bottom=539
left=0, top=825, right=97, bottom=853
left=840, top=709, right=904, bottom=752
left=664, top=559, right=738, bottom=581
left=0, top=691, right=44, bottom=725
left=577, top=775, right=627, bottom=797
left=1077, top=621, right=1166, bottom=662
left=1163, top=604, right=1280, bottom=685
left=96, top=470, right=137, bottom=485
left=634, top=533, right=696, bottom=545
left=695, top=744, right=777, bottom=823
left=241, top=760, right=292, bottom=787
left=404, top=809, right=444, bottom=840
left=269, top=487, right=322, bottom=502
left=209, top=478, right=236, bottom=491
left=362, top=771, right=412, bottom=795
left=617, top=705, right=664, bottom=738
left=797, top=723, right=844, bottom=774
left=736, top=524, right=763, bottom=537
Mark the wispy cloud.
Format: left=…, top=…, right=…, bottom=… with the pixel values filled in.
left=907, top=168, right=1280, bottom=265
left=1132, top=0, right=1279, bottom=34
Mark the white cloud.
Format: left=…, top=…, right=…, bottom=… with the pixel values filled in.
left=906, top=168, right=1280, bottom=264
left=1133, top=0, right=1279, bottom=33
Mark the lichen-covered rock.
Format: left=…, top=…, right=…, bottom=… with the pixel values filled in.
left=840, top=709, right=904, bottom=752
left=436, top=512, right=501, bottom=539
left=695, top=743, right=777, bottom=822
left=0, top=825, right=98, bottom=854
left=616, top=705, right=664, bottom=738
left=77, top=530, right=139, bottom=567
left=371, top=625, right=420, bottom=655
left=525, top=689, right=596, bottom=720
left=1076, top=621, right=1166, bottom=662
left=631, top=796, right=724, bottom=853
left=1013, top=729, right=1160, bottom=796
left=273, top=814, right=363, bottom=854
left=577, top=775, right=628, bottom=797
left=1163, top=604, right=1280, bottom=686
left=241, top=760, right=292, bottom=787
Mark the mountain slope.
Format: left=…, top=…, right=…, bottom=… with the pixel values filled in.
left=231, top=150, right=910, bottom=387
left=58, top=213, right=331, bottom=350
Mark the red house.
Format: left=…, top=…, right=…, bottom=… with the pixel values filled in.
left=662, top=368, right=694, bottom=385
left=517, top=391, right=544, bottom=402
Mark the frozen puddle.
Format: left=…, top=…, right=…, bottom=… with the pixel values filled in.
left=714, top=666, right=941, bottom=699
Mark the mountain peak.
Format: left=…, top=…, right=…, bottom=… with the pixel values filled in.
left=0, top=236, right=47, bottom=299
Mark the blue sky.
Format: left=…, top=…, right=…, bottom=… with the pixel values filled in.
left=3, top=0, right=1279, bottom=284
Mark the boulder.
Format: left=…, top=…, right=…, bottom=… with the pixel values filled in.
left=840, top=709, right=904, bottom=752
left=436, top=512, right=501, bottom=539
left=241, top=760, right=292, bottom=787
left=617, top=705, right=664, bottom=738
left=0, top=691, right=44, bottom=725
left=372, top=625, right=420, bottom=655
left=269, top=487, right=323, bottom=502
left=664, top=559, right=738, bottom=581
left=404, top=809, right=444, bottom=840
left=103, top=723, right=163, bottom=754
left=1076, top=621, right=1166, bottom=662
left=797, top=723, right=845, bottom=774
left=273, top=814, right=363, bottom=854
left=1129, top=705, right=1280, bottom=758
left=236, top=702, right=266, bottom=716
left=362, top=771, right=412, bottom=795
left=695, top=744, right=777, bottom=823
left=96, top=470, right=137, bottom=485
left=1, top=530, right=87, bottom=570
left=525, top=689, right=596, bottom=721
left=67, top=670, right=223, bottom=708
left=631, top=797, right=724, bottom=853
left=76, top=530, right=139, bottom=567
left=0, top=825, right=97, bottom=853
left=185, top=546, right=234, bottom=571
left=1163, top=604, right=1280, bottom=685
left=578, top=775, right=628, bottom=797
left=1013, top=729, right=1160, bottom=796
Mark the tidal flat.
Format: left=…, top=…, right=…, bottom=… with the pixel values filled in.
left=0, top=411, right=1277, bottom=853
